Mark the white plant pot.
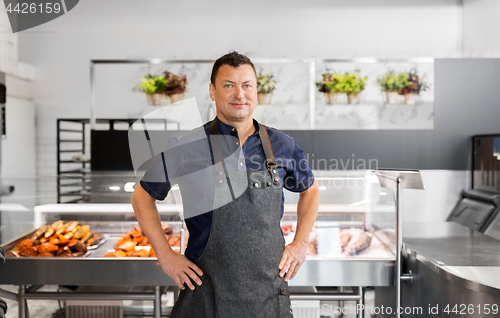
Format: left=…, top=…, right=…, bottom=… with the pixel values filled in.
left=404, top=93, right=417, bottom=105
left=257, top=93, right=273, bottom=105
left=146, top=93, right=165, bottom=106
left=325, top=92, right=339, bottom=105
left=168, top=93, right=185, bottom=103
left=385, top=90, right=400, bottom=104
left=347, top=94, right=360, bottom=104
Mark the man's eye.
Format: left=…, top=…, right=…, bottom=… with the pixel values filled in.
left=224, top=84, right=232, bottom=88
left=243, top=84, right=251, bottom=88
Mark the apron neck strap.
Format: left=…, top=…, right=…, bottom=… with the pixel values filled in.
left=258, top=125, right=277, bottom=170
left=209, top=119, right=223, bottom=166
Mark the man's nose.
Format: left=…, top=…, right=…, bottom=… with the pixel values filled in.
left=234, top=85, right=245, bottom=100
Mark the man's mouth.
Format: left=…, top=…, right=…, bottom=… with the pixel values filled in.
left=230, top=103, right=247, bottom=107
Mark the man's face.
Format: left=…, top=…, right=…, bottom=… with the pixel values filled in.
left=209, top=64, right=257, bottom=123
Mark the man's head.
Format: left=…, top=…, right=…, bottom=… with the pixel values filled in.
left=209, top=51, right=258, bottom=124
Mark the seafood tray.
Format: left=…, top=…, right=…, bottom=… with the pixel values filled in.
left=6, top=221, right=105, bottom=258
left=0, top=225, right=183, bottom=286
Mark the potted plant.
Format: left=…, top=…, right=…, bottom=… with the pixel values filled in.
left=316, top=73, right=341, bottom=104
left=256, top=69, right=276, bottom=104
left=137, top=74, right=166, bottom=106
left=400, top=69, right=429, bottom=105
left=376, top=70, right=405, bottom=104
left=336, top=71, right=368, bottom=104
left=163, top=71, right=187, bottom=103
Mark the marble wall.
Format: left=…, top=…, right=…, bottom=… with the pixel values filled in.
left=92, top=59, right=434, bottom=130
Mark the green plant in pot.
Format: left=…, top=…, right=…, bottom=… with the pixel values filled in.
left=256, top=69, right=276, bottom=105
left=316, top=73, right=341, bottom=104
left=336, top=71, right=368, bottom=104
left=137, top=74, right=166, bottom=106
left=400, top=69, right=429, bottom=105
left=163, top=71, right=188, bottom=103
left=376, top=70, right=405, bottom=104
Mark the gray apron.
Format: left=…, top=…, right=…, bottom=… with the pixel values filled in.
left=170, top=119, right=292, bottom=318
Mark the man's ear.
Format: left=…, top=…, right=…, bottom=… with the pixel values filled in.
left=209, top=83, right=215, bottom=101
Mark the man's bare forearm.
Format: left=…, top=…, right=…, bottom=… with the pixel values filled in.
left=131, top=184, right=175, bottom=260
left=293, top=180, right=319, bottom=245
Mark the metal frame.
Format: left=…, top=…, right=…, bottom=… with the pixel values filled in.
left=291, top=287, right=364, bottom=318
left=16, top=285, right=164, bottom=318
left=374, top=169, right=424, bottom=318
left=89, top=58, right=434, bottom=130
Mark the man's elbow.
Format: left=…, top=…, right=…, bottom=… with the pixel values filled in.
left=131, top=183, right=154, bottom=208
left=301, top=179, right=319, bottom=196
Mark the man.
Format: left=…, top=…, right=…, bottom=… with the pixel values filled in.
left=132, top=51, right=319, bottom=317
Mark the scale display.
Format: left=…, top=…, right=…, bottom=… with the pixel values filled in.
left=473, top=134, right=500, bottom=194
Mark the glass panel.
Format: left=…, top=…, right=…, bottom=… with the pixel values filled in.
left=283, top=170, right=396, bottom=259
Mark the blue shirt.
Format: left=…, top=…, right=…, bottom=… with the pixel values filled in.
left=140, top=117, right=315, bottom=260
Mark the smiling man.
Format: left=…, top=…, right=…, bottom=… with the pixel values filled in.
left=132, top=51, right=319, bottom=317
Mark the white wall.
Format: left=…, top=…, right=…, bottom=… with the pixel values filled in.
left=0, top=76, right=37, bottom=243
left=463, top=0, right=500, bottom=57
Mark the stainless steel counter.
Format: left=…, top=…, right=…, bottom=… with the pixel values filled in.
left=397, top=222, right=500, bottom=318
left=442, top=266, right=500, bottom=295
left=403, top=222, right=500, bottom=267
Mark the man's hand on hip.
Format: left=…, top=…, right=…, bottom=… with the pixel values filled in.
left=158, top=252, right=204, bottom=290
left=278, top=240, right=308, bottom=282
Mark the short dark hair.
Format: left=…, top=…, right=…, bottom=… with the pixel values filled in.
left=210, top=51, right=257, bottom=87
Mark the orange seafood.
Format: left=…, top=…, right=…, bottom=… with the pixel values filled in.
left=103, top=250, right=127, bottom=257
left=117, top=241, right=136, bottom=252
left=104, top=224, right=182, bottom=257
left=38, top=252, right=55, bottom=257
left=56, top=245, right=71, bottom=256
left=129, top=249, right=150, bottom=257
left=67, top=239, right=87, bottom=253
left=19, top=246, right=38, bottom=257
left=168, top=236, right=180, bottom=247
left=37, top=243, right=59, bottom=254
left=129, top=227, right=143, bottom=238
left=8, top=221, right=102, bottom=258
left=14, top=239, right=33, bottom=251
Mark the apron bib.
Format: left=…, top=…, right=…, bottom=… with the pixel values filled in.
left=170, top=119, right=292, bottom=318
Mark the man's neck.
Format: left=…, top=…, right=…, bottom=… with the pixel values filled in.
left=217, top=115, right=255, bottom=146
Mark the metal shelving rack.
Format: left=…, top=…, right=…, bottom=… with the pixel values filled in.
left=57, top=119, right=91, bottom=203
left=57, top=118, right=178, bottom=203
